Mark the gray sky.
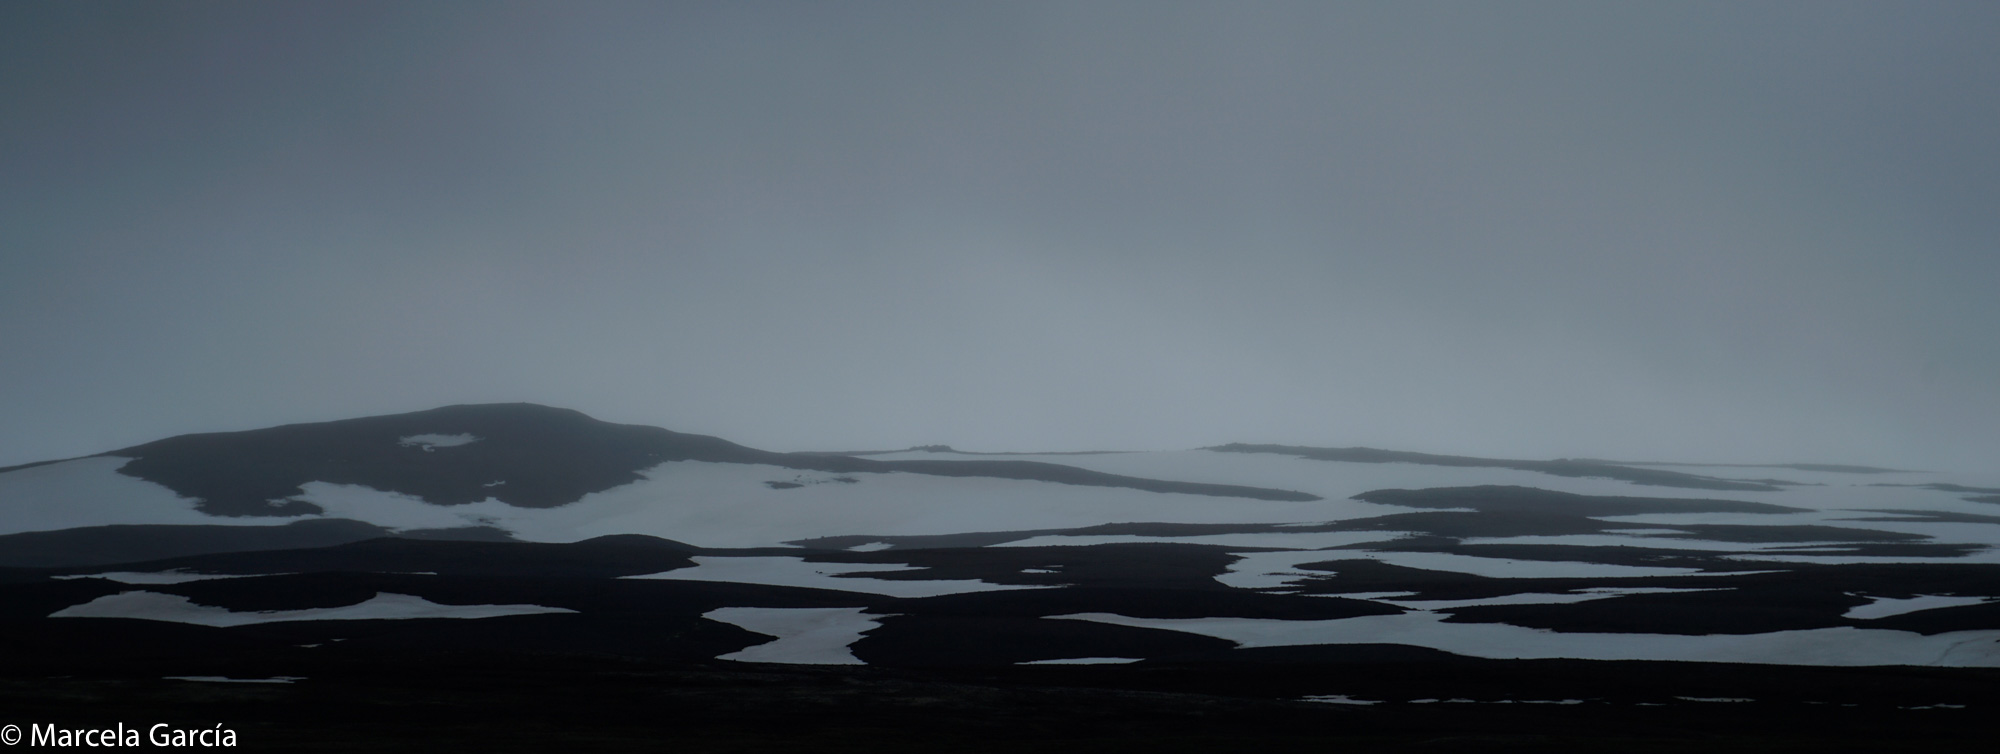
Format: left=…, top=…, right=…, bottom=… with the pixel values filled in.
left=4, top=1, right=1997, bottom=471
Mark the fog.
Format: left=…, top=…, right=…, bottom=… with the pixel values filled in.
left=4, top=1, right=1996, bottom=470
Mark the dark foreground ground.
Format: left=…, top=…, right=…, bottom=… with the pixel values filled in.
left=7, top=652, right=1995, bottom=753
left=6, top=531, right=1998, bottom=752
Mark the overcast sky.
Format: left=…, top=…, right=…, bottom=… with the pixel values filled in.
left=3, top=1, right=1997, bottom=471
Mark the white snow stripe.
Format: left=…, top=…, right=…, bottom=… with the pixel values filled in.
left=1050, top=611, right=2000, bottom=667
left=49, top=591, right=573, bottom=627
left=705, top=607, right=883, bottom=665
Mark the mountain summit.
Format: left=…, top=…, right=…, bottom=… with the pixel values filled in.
left=102, top=403, right=777, bottom=516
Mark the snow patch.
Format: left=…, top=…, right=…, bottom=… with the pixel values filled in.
left=1216, top=549, right=1373, bottom=590
left=1322, top=591, right=1420, bottom=601
left=1373, top=587, right=1730, bottom=610
left=1461, top=534, right=1793, bottom=552
left=458, top=461, right=1344, bottom=548
left=49, top=591, right=574, bottom=627
left=0, top=457, right=300, bottom=536
left=1301, top=695, right=1379, bottom=705
left=1050, top=611, right=2000, bottom=667
left=398, top=434, right=479, bottom=451
left=52, top=570, right=277, bottom=585
left=288, top=482, right=513, bottom=531
left=626, top=555, right=1051, bottom=598
left=1214, top=541, right=1708, bottom=591
left=1362, top=550, right=1706, bottom=579
left=1727, top=550, right=2000, bottom=566
left=1381, top=592, right=1623, bottom=610
left=705, top=607, right=882, bottom=665
left=996, top=530, right=1407, bottom=550
left=1844, top=594, right=1995, bottom=620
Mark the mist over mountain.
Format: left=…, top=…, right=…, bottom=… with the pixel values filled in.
left=4, top=2, right=1998, bottom=748
left=5, top=2, right=2000, bottom=473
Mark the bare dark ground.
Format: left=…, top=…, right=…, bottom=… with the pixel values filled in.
left=6, top=653, right=1995, bottom=753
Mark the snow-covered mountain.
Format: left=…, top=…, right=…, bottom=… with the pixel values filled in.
left=0, top=403, right=1317, bottom=555
left=5, top=403, right=1998, bottom=744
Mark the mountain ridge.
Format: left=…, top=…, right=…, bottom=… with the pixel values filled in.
left=74, top=403, right=1318, bottom=518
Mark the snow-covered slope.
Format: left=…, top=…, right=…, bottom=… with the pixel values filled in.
left=6, top=403, right=1999, bottom=670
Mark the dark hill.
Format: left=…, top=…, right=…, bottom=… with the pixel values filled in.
left=104, top=404, right=767, bottom=516
left=103, top=403, right=1317, bottom=517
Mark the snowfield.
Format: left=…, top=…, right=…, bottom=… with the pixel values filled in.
left=349, top=450, right=1998, bottom=555
left=10, top=447, right=1997, bottom=555
left=1050, top=611, right=2000, bottom=667
left=1843, top=595, right=1996, bottom=620
left=0, top=457, right=293, bottom=536
left=397, top=434, right=480, bottom=451
left=48, top=591, right=574, bottom=627
left=51, top=570, right=276, bottom=585
left=8, top=405, right=2000, bottom=673
left=704, top=607, right=885, bottom=665
left=627, top=555, right=1051, bottom=598
left=286, top=460, right=1349, bottom=547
